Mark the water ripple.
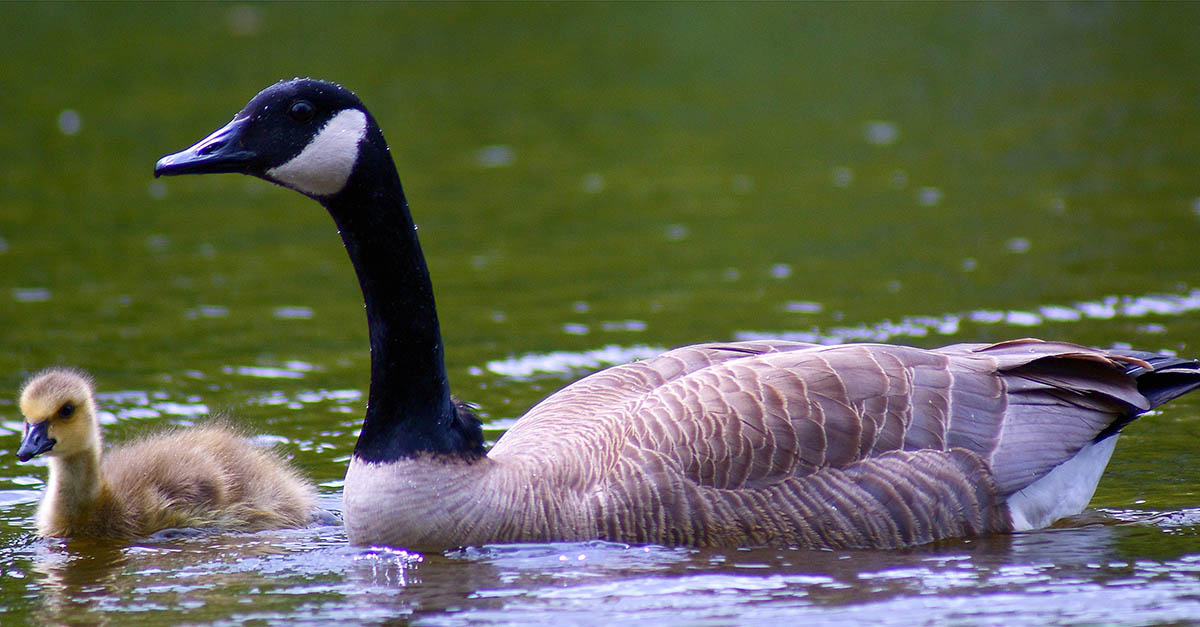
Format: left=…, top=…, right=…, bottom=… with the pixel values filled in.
left=484, top=345, right=665, bottom=379
left=738, top=289, right=1200, bottom=345
left=473, top=289, right=1200, bottom=381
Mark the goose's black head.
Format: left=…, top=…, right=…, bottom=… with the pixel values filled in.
left=155, top=78, right=376, bottom=200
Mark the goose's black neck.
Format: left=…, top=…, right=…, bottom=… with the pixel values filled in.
left=323, top=129, right=484, bottom=464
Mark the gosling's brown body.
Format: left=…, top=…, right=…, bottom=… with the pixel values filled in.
left=19, top=369, right=316, bottom=539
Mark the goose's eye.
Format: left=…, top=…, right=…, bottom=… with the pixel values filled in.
left=58, top=402, right=75, bottom=418
left=288, top=100, right=315, bottom=122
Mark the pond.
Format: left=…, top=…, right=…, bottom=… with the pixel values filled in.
left=3, top=3, right=1200, bottom=624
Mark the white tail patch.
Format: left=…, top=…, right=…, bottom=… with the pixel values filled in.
left=1006, top=436, right=1118, bottom=531
left=267, top=109, right=367, bottom=197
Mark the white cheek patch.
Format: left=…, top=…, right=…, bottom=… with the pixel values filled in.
left=266, top=108, right=368, bottom=197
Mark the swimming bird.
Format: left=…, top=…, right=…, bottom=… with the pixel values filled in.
left=16, top=368, right=317, bottom=538
left=154, top=78, right=1200, bottom=550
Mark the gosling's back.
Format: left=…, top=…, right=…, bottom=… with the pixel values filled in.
left=87, top=423, right=316, bottom=538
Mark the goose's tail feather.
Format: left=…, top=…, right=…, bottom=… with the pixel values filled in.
left=1111, top=349, right=1200, bottom=409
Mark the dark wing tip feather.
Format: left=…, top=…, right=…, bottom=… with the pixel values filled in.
left=1108, top=349, right=1200, bottom=409
left=1084, top=350, right=1200, bottom=442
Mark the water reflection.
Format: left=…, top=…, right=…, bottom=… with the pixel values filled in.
left=430, top=524, right=1198, bottom=625
left=23, top=496, right=347, bottom=624
left=483, top=344, right=664, bottom=379
left=738, top=288, right=1200, bottom=346
left=479, top=288, right=1200, bottom=380
left=4, top=492, right=1200, bottom=625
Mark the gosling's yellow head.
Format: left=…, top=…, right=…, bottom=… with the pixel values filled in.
left=17, top=368, right=101, bottom=462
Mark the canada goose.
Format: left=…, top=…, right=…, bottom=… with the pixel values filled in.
left=154, top=78, right=1200, bottom=550
left=16, top=368, right=317, bottom=538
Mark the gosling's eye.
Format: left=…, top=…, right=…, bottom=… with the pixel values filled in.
left=288, top=100, right=315, bottom=122
left=58, top=402, right=75, bottom=418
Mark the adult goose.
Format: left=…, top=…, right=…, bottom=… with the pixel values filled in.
left=155, top=78, right=1200, bottom=550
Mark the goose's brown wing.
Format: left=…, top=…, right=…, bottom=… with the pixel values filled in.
left=490, top=339, right=1163, bottom=547
left=620, top=339, right=1148, bottom=494
left=490, top=340, right=817, bottom=481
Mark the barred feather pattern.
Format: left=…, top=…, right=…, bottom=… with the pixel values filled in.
left=344, top=338, right=1198, bottom=549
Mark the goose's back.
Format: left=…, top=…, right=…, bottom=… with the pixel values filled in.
left=488, top=339, right=1155, bottom=547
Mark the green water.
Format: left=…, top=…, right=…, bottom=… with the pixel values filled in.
left=4, top=3, right=1200, bottom=624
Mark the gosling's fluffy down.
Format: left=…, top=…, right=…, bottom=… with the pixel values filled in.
left=16, top=368, right=317, bottom=539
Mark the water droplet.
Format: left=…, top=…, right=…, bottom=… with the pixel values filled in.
left=572, top=301, right=590, bottom=313
left=475, top=145, right=514, bottom=168
left=57, top=109, right=81, bottom=135
left=784, top=301, right=822, bottom=314
left=961, top=258, right=977, bottom=272
left=1005, top=311, right=1042, bottom=327
left=581, top=172, right=605, bottom=194
left=970, top=310, right=1005, bottom=324
left=601, top=320, right=647, bottom=332
left=228, top=365, right=305, bottom=379
left=889, top=169, right=909, bottom=189
left=831, top=166, right=853, bottom=188
left=185, top=305, right=228, bottom=319
left=664, top=224, right=689, bottom=241
left=147, top=180, right=167, bottom=200
left=1039, top=305, right=1081, bottom=321
left=484, top=344, right=665, bottom=378
left=13, top=287, right=50, bottom=303
left=1006, top=237, right=1031, bottom=254
left=273, top=306, right=314, bottom=320
left=146, top=234, right=169, bottom=251
left=770, top=263, right=792, bottom=279
left=226, top=4, right=262, bottom=36
left=863, top=120, right=900, bottom=146
left=916, top=186, right=943, bottom=206
left=562, top=323, right=589, bottom=336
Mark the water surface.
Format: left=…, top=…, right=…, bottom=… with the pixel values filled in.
left=3, top=3, right=1200, bottom=624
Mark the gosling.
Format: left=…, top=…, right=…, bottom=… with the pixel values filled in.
left=16, top=368, right=317, bottom=539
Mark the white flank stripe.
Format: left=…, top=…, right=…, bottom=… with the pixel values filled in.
left=267, top=108, right=367, bottom=197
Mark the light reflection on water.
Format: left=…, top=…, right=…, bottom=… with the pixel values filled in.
left=737, top=288, right=1200, bottom=347
left=483, top=287, right=1200, bottom=380
left=0, top=369, right=1195, bottom=624
left=4, top=453, right=1200, bottom=625
left=2, top=288, right=1200, bottom=623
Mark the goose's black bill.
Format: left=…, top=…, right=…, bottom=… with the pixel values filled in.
left=17, top=421, right=55, bottom=462
left=155, top=116, right=259, bottom=177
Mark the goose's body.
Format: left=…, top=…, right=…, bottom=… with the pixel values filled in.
left=17, top=368, right=317, bottom=538
left=155, top=79, right=1200, bottom=550
left=344, top=339, right=1192, bottom=548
